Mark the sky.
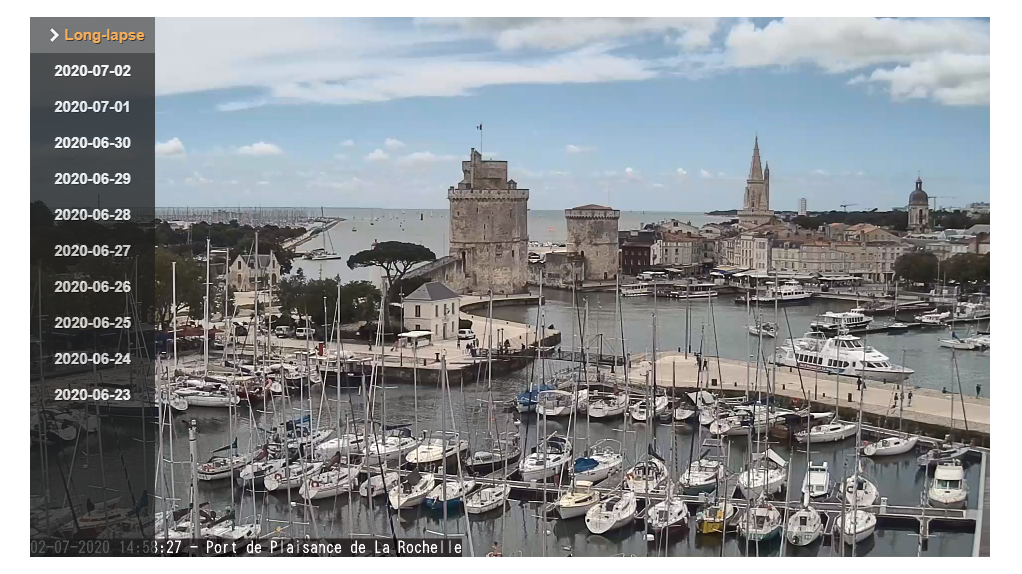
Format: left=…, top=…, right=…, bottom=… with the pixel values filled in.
left=154, top=17, right=990, bottom=212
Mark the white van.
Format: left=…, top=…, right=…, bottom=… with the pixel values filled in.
left=295, top=327, right=313, bottom=339
left=274, top=325, right=293, bottom=338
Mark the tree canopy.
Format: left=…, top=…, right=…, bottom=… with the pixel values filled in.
left=155, top=220, right=305, bottom=274
left=274, top=270, right=380, bottom=327
left=155, top=247, right=205, bottom=329
left=347, top=241, right=436, bottom=302
left=893, top=251, right=939, bottom=285
left=943, top=253, right=990, bottom=287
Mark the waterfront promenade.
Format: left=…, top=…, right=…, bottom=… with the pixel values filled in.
left=627, top=352, right=990, bottom=435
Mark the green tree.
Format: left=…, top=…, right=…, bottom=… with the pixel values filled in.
left=346, top=241, right=436, bottom=304
left=894, top=251, right=939, bottom=285
left=943, top=253, right=990, bottom=287
left=154, top=248, right=204, bottom=329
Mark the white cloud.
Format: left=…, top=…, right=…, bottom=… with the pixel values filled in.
left=155, top=137, right=185, bottom=157
left=811, top=169, right=830, bottom=176
left=226, top=179, right=238, bottom=185
left=384, top=138, right=406, bottom=150
left=237, top=142, right=283, bottom=156
left=547, top=170, right=570, bottom=177
left=565, top=144, right=595, bottom=154
left=397, top=151, right=459, bottom=164
left=676, top=168, right=687, bottom=176
left=365, top=149, right=389, bottom=162
left=700, top=169, right=713, bottom=178
left=624, top=167, right=634, bottom=174
left=309, top=176, right=364, bottom=190
left=652, top=183, right=665, bottom=188
left=256, top=180, right=270, bottom=185
left=341, top=139, right=355, bottom=147
left=724, top=18, right=989, bottom=105
left=856, top=171, right=867, bottom=177
left=184, top=171, right=211, bottom=185
left=717, top=171, right=726, bottom=178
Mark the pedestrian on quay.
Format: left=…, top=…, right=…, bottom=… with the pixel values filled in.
left=908, top=390, right=913, bottom=407
left=976, top=383, right=982, bottom=398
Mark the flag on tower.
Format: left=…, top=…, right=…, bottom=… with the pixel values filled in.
left=477, top=124, right=482, bottom=130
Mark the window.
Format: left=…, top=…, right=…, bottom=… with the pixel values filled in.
left=237, top=261, right=242, bottom=270
left=415, top=305, right=421, bottom=318
left=435, top=305, right=439, bottom=317
left=415, top=324, right=421, bottom=331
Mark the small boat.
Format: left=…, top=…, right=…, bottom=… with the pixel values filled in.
left=680, top=458, right=725, bottom=495
left=786, top=496, right=824, bottom=547
left=518, top=434, right=572, bottom=482
left=625, top=456, right=668, bottom=495
left=586, top=388, right=629, bottom=419
left=645, top=486, right=690, bottom=534
left=464, top=433, right=522, bottom=475
left=315, top=425, right=367, bottom=459
left=57, top=497, right=129, bottom=537
left=628, top=395, right=669, bottom=422
left=300, top=464, right=360, bottom=500
left=465, top=483, right=511, bottom=515
left=748, top=321, right=778, bottom=338
left=424, top=478, right=477, bottom=511
left=365, top=427, right=419, bottom=466
left=537, top=388, right=588, bottom=417
left=572, top=439, right=624, bottom=483
left=939, top=331, right=981, bottom=350
left=802, top=461, right=830, bottom=498
left=237, top=454, right=289, bottom=486
left=198, top=452, right=253, bottom=481
left=673, top=406, right=697, bottom=421
left=388, top=471, right=435, bottom=510
left=838, top=509, right=877, bottom=545
left=863, top=435, right=919, bottom=457
left=736, top=499, right=783, bottom=542
left=285, top=428, right=334, bottom=451
left=695, top=501, right=738, bottom=534
left=917, top=443, right=969, bottom=469
left=916, top=311, right=950, bottom=326
left=796, top=421, right=857, bottom=444
left=928, top=460, right=968, bottom=507
left=844, top=473, right=879, bottom=507
left=742, top=280, right=813, bottom=305
left=359, top=469, right=400, bottom=498
left=263, top=461, right=324, bottom=492
left=515, top=384, right=555, bottom=413
left=585, top=490, right=637, bottom=534
left=405, top=430, right=470, bottom=470
left=886, top=322, right=909, bottom=334
left=737, top=449, right=787, bottom=499
left=556, top=480, right=601, bottom=519
left=173, top=387, right=240, bottom=408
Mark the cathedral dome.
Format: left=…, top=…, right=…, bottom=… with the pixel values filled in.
left=909, top=176, right=928, bottom=206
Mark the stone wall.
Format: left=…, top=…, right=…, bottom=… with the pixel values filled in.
left=448, top=188, right=529, bottom=294
left=566, top=208, right=620, bottom=281
left=527, top=251, right=584, bottom=289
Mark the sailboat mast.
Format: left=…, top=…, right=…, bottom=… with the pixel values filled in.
left=204, top=238, right=210, bottom=376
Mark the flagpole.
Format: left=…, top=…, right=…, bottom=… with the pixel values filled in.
left=478, top=123, right=483, bottom=157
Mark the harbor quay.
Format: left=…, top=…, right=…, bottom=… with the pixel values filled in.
left=627, top=352, right=990, bottom=444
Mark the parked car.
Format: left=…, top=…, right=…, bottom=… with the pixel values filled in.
left=295, top=327, right=314, bottom=339
left=274, top=325, right=294, bottom=338
left=458, top=328, right=476, bottom=340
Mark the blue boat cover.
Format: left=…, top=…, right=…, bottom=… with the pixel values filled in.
left=574, top=457, right=598, bottom=473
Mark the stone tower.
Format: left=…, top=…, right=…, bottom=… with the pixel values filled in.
left=908, top=176, right=930, bottom=234
left=738, top=136, right=775, bottom=227
left=447, top=148, right=529, bottom=294
left=566, top=205, right=621, bottom=282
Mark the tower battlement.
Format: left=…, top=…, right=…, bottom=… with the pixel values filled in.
left=565, top=207, right=621, bottom=220
left=448, top=188, right=530, bottom=201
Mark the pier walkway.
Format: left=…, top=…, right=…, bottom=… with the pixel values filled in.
left=626, top=353, right=990, bottom=435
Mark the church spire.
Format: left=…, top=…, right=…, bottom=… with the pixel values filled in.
left=748, top=136, right=764, bottom=181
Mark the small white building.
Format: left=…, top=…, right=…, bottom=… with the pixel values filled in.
left=402, top=282, right=461, bottom=340
left=229, top=252, right=281, bottom=291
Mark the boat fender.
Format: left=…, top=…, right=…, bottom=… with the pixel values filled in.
left=274, top=473, right=283, bottom=481
left=311, top=481, right=321, bottom=488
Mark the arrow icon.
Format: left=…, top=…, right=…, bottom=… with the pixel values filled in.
left=50, top=28, right=58, bottom=42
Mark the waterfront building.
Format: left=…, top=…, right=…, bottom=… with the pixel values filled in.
left=798, top=197, right=807, bottom=216
left=565, top=204, right=621, bottom=281
left=737, top=137, right=775, bottom=228
left=908, top=176, right=931, bottom=234
left=229, top=252, right=280, bottom=290
left=402, top=282, right=461, bottom=340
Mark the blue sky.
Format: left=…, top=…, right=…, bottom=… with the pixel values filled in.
left=154, top=17, right=990, bottom=212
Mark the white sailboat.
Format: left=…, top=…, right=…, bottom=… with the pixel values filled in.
left=263, top=461, right=324, bottom=492
left=737, top=498, right=783, bottom=542
left=359, top=468, right=400, bottom=498
left=585, top=490, right=637, bottom=534
left=518, top=434, right=573, bottom=482
left=585, top=388, right=629, bottom=419
left=628, top=394, right=669, bottom=422
left=795, top=421, right=858, bottom=444
left=839, top=509, right=877, bottom=545
left=844, top=466, right=880, bottom=507
left=387, top=470, right=435, bottom=509
left=737, top=448, right=787, bottom=499
left=465, top=483, right=511, bottom=515
left=625, top=456, right=668, bottom=495
left=571, top=438, right=624, bottom=483
left=863, top=435, right=918, bottom=457
left=299, top=464, right=360, bottom=500
left=786, top=495, right=824, bottom=547
left=536, top=388, right=588, bottom=417
left=364, top=427, right=419, bottom=465
left=645, top=485, right=690, bottom=534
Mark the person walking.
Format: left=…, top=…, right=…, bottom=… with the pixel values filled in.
left=907, top=389, right=913, bottom=407
left=976, top=383, right=982, bottom=398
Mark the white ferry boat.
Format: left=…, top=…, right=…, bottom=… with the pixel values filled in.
left=915, top=311, right=950, bottom=326
left=621, top=283, right=653, bottom=298
left=952, top=301, right=990, bottom=321
left=809, top=310, right=873, bottom=333
left=772, top=331, right=913, bottom=383
left=739, top=280, right=813, bottom=305
left=667, top=283, right=719, bottom=299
